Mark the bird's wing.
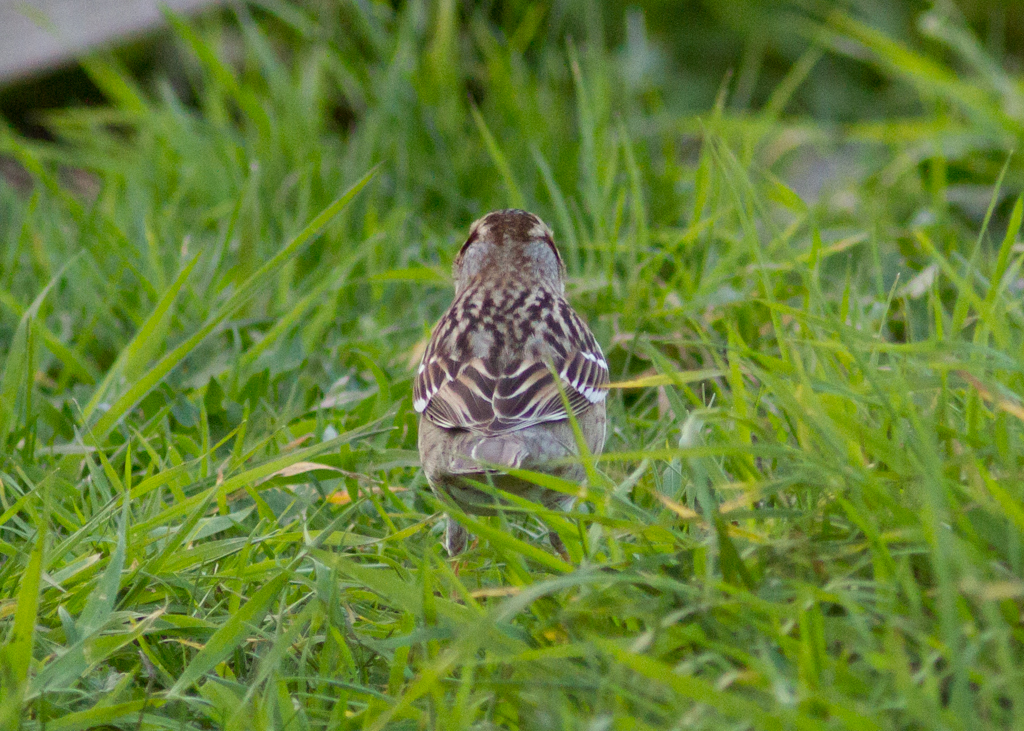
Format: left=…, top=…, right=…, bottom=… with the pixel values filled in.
left=413, top=304, right=608, bottom=435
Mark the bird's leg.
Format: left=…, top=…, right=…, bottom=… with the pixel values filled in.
left=444, top=517, right=468, bottom=556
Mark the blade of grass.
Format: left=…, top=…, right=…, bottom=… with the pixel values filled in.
left=0, top=255, right=79, bottom=444
left=87, top=167, right=376, bottom=440
left=0, top=501, right=46, bottom=728
left=470, top=104, right=525, bottom=209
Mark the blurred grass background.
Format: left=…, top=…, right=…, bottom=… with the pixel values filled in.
left=1, top=0, right=1024, bottom=728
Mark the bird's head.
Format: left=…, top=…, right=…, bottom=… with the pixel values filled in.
left=452, top=209, right=566, bottom=295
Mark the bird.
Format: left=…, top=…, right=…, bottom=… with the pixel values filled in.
left=414, top=209, right=609, bottom=556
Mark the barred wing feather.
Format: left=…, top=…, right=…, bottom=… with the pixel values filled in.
left=413, top=309, right=608, bottom=436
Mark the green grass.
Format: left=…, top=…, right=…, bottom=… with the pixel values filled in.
left=1, top=1, right=1023, bottom=728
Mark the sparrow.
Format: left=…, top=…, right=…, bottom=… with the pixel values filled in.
left=414, top=209, right=609, bottom=556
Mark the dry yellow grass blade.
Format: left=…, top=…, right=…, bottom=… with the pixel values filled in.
left=605, top=368, right=724, bottom=389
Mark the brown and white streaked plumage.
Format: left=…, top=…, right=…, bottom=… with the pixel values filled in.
left=415, top=209, right=608, bottom=555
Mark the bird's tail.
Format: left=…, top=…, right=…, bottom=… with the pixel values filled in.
left=448, top=434, right=529, bottom=475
